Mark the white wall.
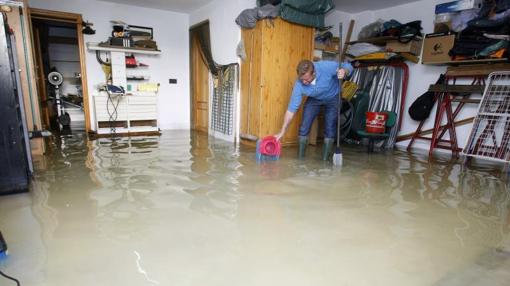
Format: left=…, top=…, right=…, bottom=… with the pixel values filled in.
left=28, top=0, right=190, bottom=130
left=324, top=10, right=353, bottom=45
left=327, top=0, right=479, bottom=152
left=190, top=0, right=255, bottom=65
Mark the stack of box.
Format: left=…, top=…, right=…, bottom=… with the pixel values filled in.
left=433, top=0, right=482, bottom=33
left=422, top=0, right=482, bottom=63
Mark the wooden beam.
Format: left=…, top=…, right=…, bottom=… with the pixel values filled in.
left=76, top=18, right=91, bottom=132
left=428, top=84, right=485, bottom=93
left=341, top=19, right=354, bottom=61
left=446, top=63, right=510, bottom=77
left=397, top=117, right=475, bottom=142
left=29, top=8, right=82, bottom=23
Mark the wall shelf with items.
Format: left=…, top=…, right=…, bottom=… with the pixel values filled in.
left=345, top=36, right=422, bottom=64
left=422, top=58, right=509, bottom=66
left=87, top=42, right=161, bottom=137
left=86, top=42, right=161, bottom=54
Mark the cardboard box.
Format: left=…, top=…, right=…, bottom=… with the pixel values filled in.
left=421, top=33, right=455, bottom=64
left=386, top=39, right=423, bottom=56
left=435, top=0, right=482, bottom=14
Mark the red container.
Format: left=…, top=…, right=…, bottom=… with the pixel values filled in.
left=259, top=136, right=281, bottom=156
left=365, top=112, right=388, bottom=134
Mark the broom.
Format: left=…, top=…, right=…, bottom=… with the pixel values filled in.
left=333, top=23, right=344, bottom=166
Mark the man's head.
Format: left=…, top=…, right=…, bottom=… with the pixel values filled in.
left=296, top=60, right=315, bottom=85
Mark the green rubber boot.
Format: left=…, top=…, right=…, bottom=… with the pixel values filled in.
left=297, top=136, right=308, bottom=159
left=322, top=138, right=335, bottom=161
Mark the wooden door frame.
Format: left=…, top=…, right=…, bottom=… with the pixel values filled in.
left=29, top=8, right=91, bottom=132
left=31, top=26, right=50, bottom=129
left=189, top=20, right=211, bottom=133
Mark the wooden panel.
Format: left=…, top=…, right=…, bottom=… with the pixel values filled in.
left=30, top=25, right=51, bottom=130
left=240, top=19, right=313, bottom=146
left=240, top=25, right=263, bottom=139
left=260, top=18, right=313, bottom=145
left=191, top=34, right=209, bottom=133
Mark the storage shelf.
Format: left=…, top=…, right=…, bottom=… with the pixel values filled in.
left=125, top=92, right=158, bottom=96
left=347, top=36, right=422, bottom=45
left=87, top=42, right=161, bottom=54
left=354, top=53, right=420, bottom=64
left=422, top=58, right=509, bottom=65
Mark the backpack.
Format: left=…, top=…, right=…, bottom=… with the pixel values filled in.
left=408, top=74, right=445, bottom=121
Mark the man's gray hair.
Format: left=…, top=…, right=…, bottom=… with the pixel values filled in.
left=296, top=60, right=314, bottom=76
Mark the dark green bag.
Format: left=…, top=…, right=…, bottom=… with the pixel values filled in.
left=279, top=0, right=335, bottom=28
left=348, top=90, right=370, bottom=139
left=257, top=0, right=281, bottom=6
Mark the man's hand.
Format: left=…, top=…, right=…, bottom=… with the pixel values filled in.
left=337, top=68, right=347, bottom=80
left=274, top=132, right=284, bottom=142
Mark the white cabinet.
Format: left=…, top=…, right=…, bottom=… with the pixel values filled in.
left=87, top=42, right=161, bottom=135
left=93, top=94, right=158, bottom=135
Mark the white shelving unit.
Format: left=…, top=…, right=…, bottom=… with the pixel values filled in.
left=87, top=42, right=161, bottom=135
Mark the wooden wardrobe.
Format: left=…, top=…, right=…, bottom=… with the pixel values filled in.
left=240, top=18, right=314, bottom=146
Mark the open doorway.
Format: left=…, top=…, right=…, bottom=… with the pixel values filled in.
left=29, top=8, right=90, bottom=134
left=189, top=21, right=239, bottom=142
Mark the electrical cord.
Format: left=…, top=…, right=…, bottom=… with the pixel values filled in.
left=106, top=89, right=121, bottom=139
left=96, top=50, right=111, bottom=66
left=0, top=269, right=20, bottom=286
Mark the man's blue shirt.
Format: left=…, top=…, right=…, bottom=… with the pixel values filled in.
left=287, top=61, right=353, bottom=112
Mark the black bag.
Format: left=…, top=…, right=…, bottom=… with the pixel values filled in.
left=382, top=20, right=422, bottom=43
left=408, top=74, right=445, bottom=121
left=398, top=20, right=422, bottom=43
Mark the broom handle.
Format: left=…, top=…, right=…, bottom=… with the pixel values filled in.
left=337, top=81, right=342, bottom=148
left=337, top=22, right=343, bottom=149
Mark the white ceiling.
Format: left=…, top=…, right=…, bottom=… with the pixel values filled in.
left=98, top=0, right=213, bottom=13
left=99, top=0, right=418, bottom=14
left=333, top=0, right=419, bottom=13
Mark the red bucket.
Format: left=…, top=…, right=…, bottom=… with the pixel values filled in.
left=365, top=112, right=388, bottom=134
left=259, top=136, right=281, bottom=156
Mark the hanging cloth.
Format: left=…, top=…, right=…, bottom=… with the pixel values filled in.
left=279, top=0, right=335, bottom=28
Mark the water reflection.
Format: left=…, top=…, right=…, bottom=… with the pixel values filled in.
left=1, top=130, right=509, bottom=286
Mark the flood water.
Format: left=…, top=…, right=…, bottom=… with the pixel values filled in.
left=0, top=130, right=509, bottom=286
